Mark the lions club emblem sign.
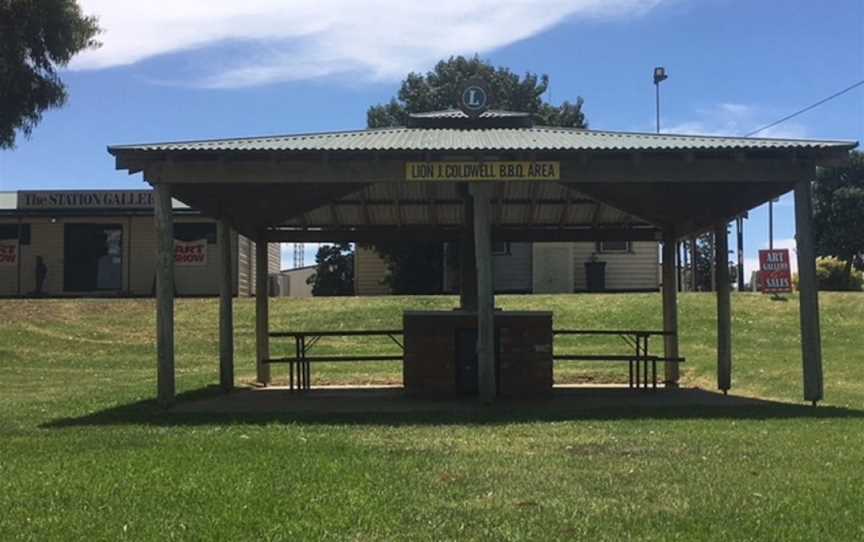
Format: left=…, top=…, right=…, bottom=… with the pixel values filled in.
left=459, top=78, right=492, bottom=118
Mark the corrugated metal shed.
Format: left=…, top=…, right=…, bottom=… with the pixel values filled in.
left=108, top=127, right=857, bottom=154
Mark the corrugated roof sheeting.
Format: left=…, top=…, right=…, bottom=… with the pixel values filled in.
left=409, top=109, right=532, bottom=119
left=110, top=127, right=856, bottom=153
left=281, top=181, right=642, bottom=228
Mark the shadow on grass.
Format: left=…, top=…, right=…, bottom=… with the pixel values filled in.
left=42, top=385, right=864, bottom=429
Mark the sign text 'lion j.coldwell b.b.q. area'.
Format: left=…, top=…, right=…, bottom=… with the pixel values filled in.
left=406, top=161, right=560, bottom=181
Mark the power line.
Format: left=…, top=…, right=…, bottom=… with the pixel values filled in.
left=744, top=79, right=864, bottom=137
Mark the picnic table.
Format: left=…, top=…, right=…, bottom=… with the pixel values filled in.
left=552, top=329, right=685, bottom=389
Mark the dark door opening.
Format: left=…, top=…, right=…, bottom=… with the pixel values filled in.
left=64, top=224, right=123, bottom=292
left=454, top=328, right=479, bottom=395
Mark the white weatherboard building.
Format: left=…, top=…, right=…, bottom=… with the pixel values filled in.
left=355, top=240, right=660, bottom=295
left=0, top=190, right=280, bottom=297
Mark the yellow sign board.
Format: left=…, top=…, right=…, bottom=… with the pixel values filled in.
left=406, top=161, right=560, bottom=181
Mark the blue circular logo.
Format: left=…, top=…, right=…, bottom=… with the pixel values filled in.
left=462, top=86, right=488, bottom=112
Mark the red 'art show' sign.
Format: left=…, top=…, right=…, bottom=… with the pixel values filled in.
left=759, top=249, right=792, bottom=293
left=0, top=242, right=17, bottom=266
left=175, top=239, right=207, bottom=266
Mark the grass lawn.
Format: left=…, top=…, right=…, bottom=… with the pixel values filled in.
left=1, top=293, right=863, bottom=541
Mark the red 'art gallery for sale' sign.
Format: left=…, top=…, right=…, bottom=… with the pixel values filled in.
left=759, top=249, right=792, bottom=293
left=0, top=241, right=17, bottom=266
left=175, top=239, right=207, bottom=266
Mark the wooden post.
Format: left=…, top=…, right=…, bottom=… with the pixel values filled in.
left=469, top=183, right=495, bottom=402
left=794, top=178, right=824, bottom=404
left=459, top=185, right=478, bottom=310
left=662, top=230, right=680, bottom=386
left=715, top=224, right=732, bottom=393
left=689, top=237, right=698, bottom=291
left=709, top=233, right=716, bottom=292
left=153, top=183, right=175, bottom=406
left=255, top=238, right=271, bottom=385
left=218, top=219, right=234, bottom=391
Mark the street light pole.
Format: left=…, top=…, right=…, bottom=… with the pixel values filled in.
left=736, top=215, right=745, bottom=291
left=769, top=198, right=775, bottom=250
left=653, top=67, right=668, bottom=134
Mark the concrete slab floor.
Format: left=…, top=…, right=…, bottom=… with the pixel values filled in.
left=171, top=385, right=779, bottom=415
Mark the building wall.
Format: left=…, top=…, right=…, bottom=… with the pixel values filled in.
left=0, top=216, right=132, bottom=296
left=278, top=266, right=315, bottom=298
left=128, top=216, right=238, bottom=296
left=532, top=243, right=575, bottom=294
left=0, top=220, right=23, bottom=295
left=237, top=236, right=254, bottom=296
left=493, top=242, right=532, bottom=293
left=0, top=215, right=283, bottom=297
left=354, top=241, right=660, bottom=295
left=355, top=246, right=391, bottom=295
left=236, top=237, right=282, bottom=297
left=572, top=241, right=659, bottom=291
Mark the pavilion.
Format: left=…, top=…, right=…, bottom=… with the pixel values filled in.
left=108, top=84, right=857, bottom=407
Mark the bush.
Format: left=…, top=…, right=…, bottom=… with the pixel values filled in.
left=794, top=257, right=864, bottom=291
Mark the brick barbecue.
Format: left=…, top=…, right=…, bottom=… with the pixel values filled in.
left=403, top=311, right=553, bottom=398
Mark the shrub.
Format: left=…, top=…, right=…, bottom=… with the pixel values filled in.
left=794, top=257, right=864, bottom=291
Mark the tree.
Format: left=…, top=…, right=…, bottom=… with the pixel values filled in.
left=1, top=0, right=100, bottom=148
left=371, top=242, right=443, bottom=295
left=690, top=230, right=735, bottom=291
left=307, top=243, right=354, bottom=296
left=813, top=150, right=864, bottom=288
left=368, top=55, right=586, bottom=129
left=367, top=55, right=588, bottom=290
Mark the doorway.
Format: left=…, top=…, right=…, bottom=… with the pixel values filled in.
left=64, top=224, right=123, bottom=292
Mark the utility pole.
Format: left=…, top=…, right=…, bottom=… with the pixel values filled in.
left=768, top=198, right=776, bottom=250
left=293, top=242, right=304, bottom=268
left=737, top=217, right=744, bottom=291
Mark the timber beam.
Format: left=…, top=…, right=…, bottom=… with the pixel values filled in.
left=263, top=226, right=662, bottom=243
left=132, top=156, right=817, bottom=185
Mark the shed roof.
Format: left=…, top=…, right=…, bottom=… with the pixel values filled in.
left=108, top=127, right=857, bottom=154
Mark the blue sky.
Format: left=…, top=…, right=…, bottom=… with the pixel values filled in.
left=1, top=0, right=862, bottom=273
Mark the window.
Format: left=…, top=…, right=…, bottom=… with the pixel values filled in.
left=597, top=240, right=629, bottom=253
left=174, top=222, right=217, bottom=244
left=0, top=224, right=31, bottom=244
left=492, top=241, right=511, bottom=255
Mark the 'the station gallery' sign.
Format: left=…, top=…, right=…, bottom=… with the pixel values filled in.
left=18, top=190, right=154, bottom=210
left=406, top=161, right=560, bottom=182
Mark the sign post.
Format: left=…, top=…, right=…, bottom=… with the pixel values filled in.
left=758, top=249, right=793, bottom=295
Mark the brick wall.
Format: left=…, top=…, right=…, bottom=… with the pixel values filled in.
left=403, top=310, right=553, bottom=398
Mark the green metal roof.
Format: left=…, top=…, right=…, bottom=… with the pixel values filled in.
left=108, top=127, right=858, bottom=154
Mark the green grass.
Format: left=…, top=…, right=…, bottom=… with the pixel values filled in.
left=1, top=293, right=863, bottom=541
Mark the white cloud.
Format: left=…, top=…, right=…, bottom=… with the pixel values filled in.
left=663, top=102, right=808, bottom=139
left=74, top=0, right=666, bottom=87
